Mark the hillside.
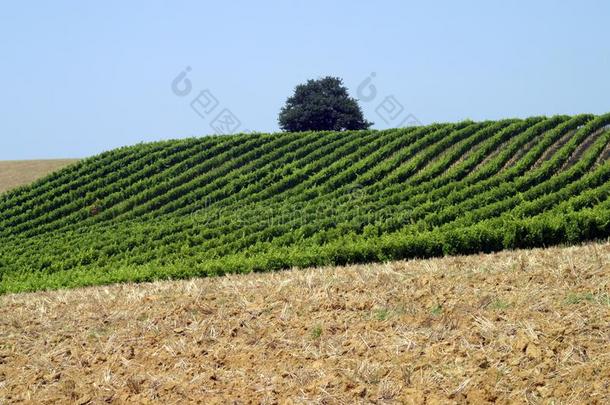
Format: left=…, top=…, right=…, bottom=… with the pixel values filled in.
left=1, top=114, right=610, bottom=293
left=0, top=159, right=78, bottom=194
left=1, top=242, right=609, bottom=402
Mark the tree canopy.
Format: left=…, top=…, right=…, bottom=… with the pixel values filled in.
left=278, top=76, right=372, bottom=132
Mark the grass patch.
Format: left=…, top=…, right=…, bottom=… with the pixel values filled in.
left=374, top=308, right=391, bottom=321
left=311, top=325, right=323, bottom=339
left=565, top=292, right=610, bottom=305
left=88, top=328, right=110, bottom=340
left=488, top=299, right=510, bottom=310
left=430, top=304, right=443, bottom=316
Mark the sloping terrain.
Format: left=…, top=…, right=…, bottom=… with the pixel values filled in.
left=1, top=114, right=610, bottom=293
left=1, top=242, right=608, bottom=403
left=0, top=159, right=78, bottom=194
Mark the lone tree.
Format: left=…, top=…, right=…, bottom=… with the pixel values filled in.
left=279, top=76, right=372, bottom=132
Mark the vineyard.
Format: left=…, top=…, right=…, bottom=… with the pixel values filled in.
left=1, top=113, right=610, bottom=293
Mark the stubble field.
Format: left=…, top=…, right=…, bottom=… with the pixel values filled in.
left=1, top=242, right=609, bottom=404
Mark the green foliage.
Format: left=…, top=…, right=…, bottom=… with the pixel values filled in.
left=278, top=76, right=372, bottom=131
left=430, top=305, right=443, bottom=316
left=374, top=308, right=390, bottom=321
left=0, top=113, right=609, bottom=293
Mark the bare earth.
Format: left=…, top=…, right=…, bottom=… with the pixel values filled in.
left=1, top=243, right=609, bottom=404
left=0, top=160, right=78, bottom=194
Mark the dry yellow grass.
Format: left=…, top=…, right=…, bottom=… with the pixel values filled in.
left=1, top=242, right=609, bottom=404
left=0, top=159, right=78, bottom=194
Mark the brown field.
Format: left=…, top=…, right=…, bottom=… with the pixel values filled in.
left=0, top=159, right=78, bottom=194
left=1, top=242, right=609, bottom=404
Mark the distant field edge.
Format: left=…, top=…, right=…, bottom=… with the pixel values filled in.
left=0, top=159, right=79, bottom=194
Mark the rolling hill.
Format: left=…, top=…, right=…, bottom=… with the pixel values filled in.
left=1, top=113, right=610, bottom=293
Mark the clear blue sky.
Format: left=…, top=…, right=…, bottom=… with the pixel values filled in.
left=1, top=0, right=609, bottom=159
